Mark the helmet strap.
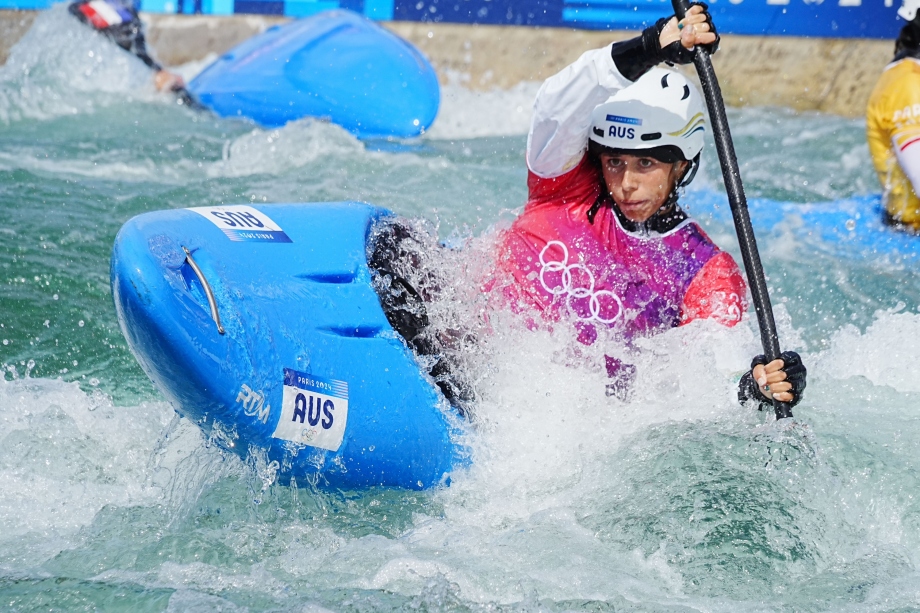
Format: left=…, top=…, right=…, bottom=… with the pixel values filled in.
left=677, top=153, right=701, bottom=190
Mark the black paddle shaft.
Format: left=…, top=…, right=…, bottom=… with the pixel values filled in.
left=671, top=0, right=792, bottom=419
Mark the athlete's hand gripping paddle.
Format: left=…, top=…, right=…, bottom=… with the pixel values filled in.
left=671, top=0, right=793, bottom=419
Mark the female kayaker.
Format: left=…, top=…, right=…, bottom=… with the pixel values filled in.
left=490, top=4, right=806, bottom=407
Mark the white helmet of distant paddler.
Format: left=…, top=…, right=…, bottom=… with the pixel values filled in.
left=900, top=0, right=920, bottom=21
left=588, top=67, right=706, bottom=165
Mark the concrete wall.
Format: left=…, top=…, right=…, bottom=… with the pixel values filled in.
left=0, top=10, right=37, bottom=66
left=383, top=21, right=892, bottom=118
left=1, top=9, right=894, bottom=118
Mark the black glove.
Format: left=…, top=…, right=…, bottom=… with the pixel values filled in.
left=737, top=351, right=807, bottom=410
left=661, top=3, right=720, bottom=62
left=610, top=4, right=719, bottom=82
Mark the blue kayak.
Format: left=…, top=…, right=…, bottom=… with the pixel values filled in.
left=111, top=202, right=463, bottom=490
left=187, top=10, right=440, bottom=139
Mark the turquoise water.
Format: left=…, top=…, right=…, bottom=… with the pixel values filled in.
left=4, top=7, right=920, bottom=611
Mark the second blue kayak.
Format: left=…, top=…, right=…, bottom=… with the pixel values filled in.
left=187, top=10, right=440, bottom=139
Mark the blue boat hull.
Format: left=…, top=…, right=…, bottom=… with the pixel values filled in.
left=187, top=10, right=440, bottom=139
left=111, top=202, right=461, bottom=490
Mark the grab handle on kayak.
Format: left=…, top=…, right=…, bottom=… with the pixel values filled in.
left=183, top=246, right=226, bottom=335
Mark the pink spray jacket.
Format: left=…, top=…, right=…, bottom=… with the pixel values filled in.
left=495, top=156, right=747, bottom=345
left=491, top=44, right=747, bottom=346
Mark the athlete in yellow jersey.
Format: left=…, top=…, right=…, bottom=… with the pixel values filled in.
left=867, top=0, right=920, bottom=231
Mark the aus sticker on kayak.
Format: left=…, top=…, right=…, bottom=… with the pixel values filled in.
left=273, top=368, right=348, bottom=451
left=188, top=205, right=293, bottom=243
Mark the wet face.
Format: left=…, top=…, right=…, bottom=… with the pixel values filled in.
left=599, top=153, right=688, bottom=223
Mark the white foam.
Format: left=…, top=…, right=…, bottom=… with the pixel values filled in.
left=0, top=5, right=157, bottom=124
left=0, top=150, right=167, bottom=181
left=206, top=119, right=364, bottom=179
left=426, top=80, right=540, bottom=140
left=0, top=378, right=156, bottom=535
left=0, top=376, right=230, bottom=561
left=816, top=305, right=920, bottom=393
left=458, top=314, right=764, bottom=488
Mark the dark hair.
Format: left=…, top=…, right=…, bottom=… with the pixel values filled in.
left=895, top=18, right=920, bottom=60
left=587, top=140, right=686, bottom=164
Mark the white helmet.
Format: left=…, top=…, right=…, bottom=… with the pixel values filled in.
left=589, top=67, right=706, bottom=164
left=900, top=0, right=920, bottom=20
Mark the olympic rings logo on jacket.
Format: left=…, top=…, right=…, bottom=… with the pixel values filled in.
left=538, top=241, right=624, bottom=325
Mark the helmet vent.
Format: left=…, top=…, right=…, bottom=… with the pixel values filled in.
left=593, top=127, right=605, bottom=138
left=641, top=132, right=662, bottom=141
left=660, top=74, right=669, bottom=88
left=681, top=85, right=690, bottom=100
